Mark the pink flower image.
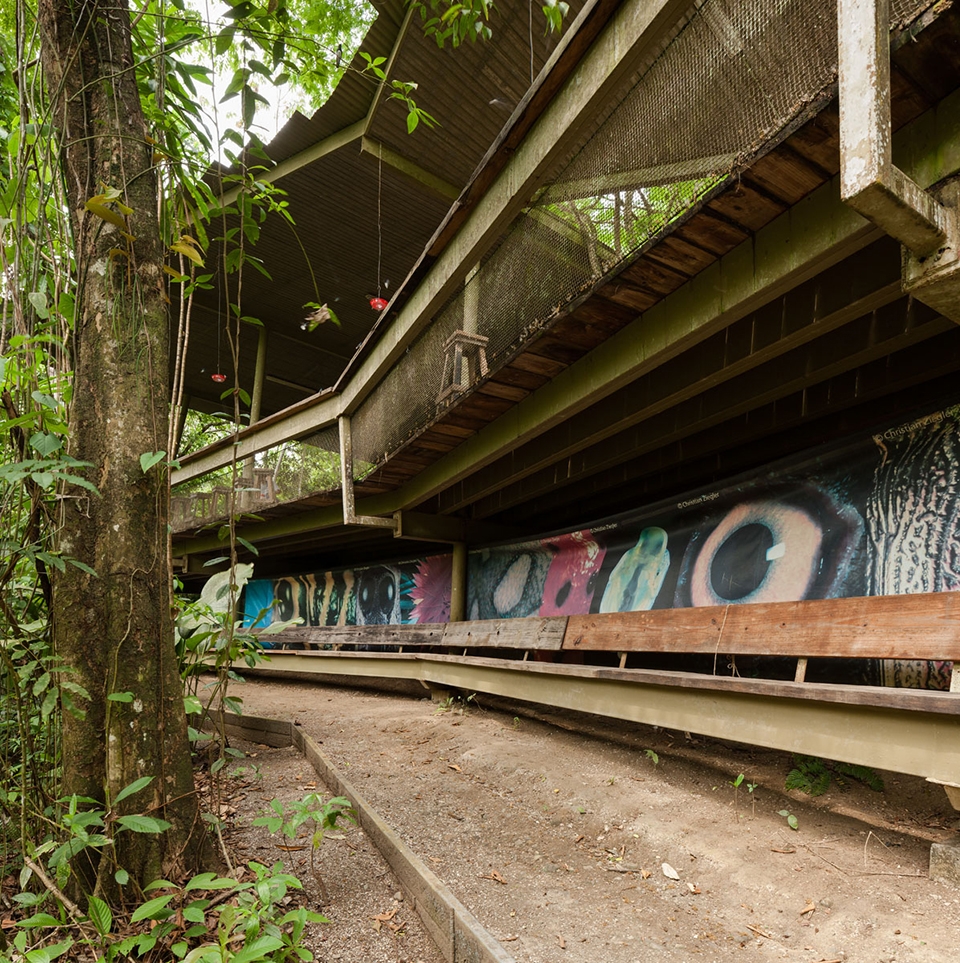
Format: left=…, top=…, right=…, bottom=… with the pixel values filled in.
left=410, top=554, right=453, bottom=623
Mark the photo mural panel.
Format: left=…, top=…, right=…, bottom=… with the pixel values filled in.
left=244, top=404, right=960, bottom=686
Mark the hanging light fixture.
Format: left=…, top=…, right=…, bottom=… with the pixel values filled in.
left=369, top=296, right=388, bottom=312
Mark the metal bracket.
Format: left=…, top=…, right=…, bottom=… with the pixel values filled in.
left=838, top=0, right=960, bottom=321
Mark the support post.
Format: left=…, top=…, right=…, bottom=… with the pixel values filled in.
left=243, top=325, right=269, bottom=486
left=338, top=415, right=396, bottom=530
left=450, top=541, right=467, bottom=623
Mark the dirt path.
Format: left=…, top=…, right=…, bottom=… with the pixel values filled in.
left=231, top=676, right=960, bottom=963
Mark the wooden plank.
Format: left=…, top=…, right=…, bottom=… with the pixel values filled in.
left=745, top=150, right=827, bottom=206
left=783, top=107, right=840, bottom=176
left=564, top=592, right=960, bottom=660
left=706, top=181, right=787, bottom=233
left=673, top=208, right=751, bottom=256
left=600, top=280, right=659, bottom=313
left=644, top=233, right=717, bottom=278
left=476, top=380, right=531, bottom=403
left=275, top=623, right=447, bottom=648
left=442, top=617, right=567, bottom=649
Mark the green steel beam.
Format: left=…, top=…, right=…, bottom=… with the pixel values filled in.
left=360, top=137, right=459, bottom=201
left=241, top=656, right=960, bottom=787
left=217, top=120, right=366, bottom=210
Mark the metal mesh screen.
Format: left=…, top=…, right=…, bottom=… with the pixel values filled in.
left=351, top=0, right=936, bottom=476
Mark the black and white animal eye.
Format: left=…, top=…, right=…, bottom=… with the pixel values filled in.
left=357, top=566, right=397, bottom=624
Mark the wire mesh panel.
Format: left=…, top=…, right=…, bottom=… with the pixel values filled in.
left=351, top=0, right=936, bottom=476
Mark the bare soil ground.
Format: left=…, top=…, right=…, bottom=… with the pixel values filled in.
left=226, top=675, right=960, bottom=963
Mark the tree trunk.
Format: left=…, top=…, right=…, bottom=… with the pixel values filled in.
left=37, top=0, right=207, bottom=891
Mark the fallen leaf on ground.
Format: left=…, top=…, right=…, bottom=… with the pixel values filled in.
left=771, top=846, right=796, bottom=854
left=556, top=935, right=566, bottom=949
left=503, top=935, right=519, bottom=942
left=687, top=882, right=701, bottom=894
left=448, top=764, right=462, bottom=772
left=799, top=901, right=816, bottom=915
left=371, top=907, right=398, bottom=932
left=478, top=870, right=507, bottom=884
left=661, top=862, right=680, bottom=880
left=641, top=869, right=652, bottom=879
left=275, top=844, right=308, bottom=851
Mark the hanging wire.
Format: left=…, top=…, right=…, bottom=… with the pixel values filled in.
left=377, top=141, right=383, bottom=299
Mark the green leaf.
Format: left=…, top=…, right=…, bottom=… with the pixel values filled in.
left=182, top=904, right=206, bottom=923
left=16, top=912, right=62, bottom=928
left=29, top=432, right=62, bottom=456
left=114, top=868, right=130, bottom=886
left=107, top=691, right=134, bottom=703
left=28, top=291, right=50, bottom=320
left=214, top=26, right=235, bottom=56
left=184, top=872, right=238, bottom=891
left=116, top=814, right=172, bottom=834
left=140, top=450, right=166, bottom=473
left=87, top=895, right=112, bottom=936
left=114, top=775, right=154, bottom=805
left=229, top=935, right=285, bottom=963
left=67, top=558, right=98, bottom=577
left=130, top=893, right=174, bottom=922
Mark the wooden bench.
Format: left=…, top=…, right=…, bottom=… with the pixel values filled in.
left=253, top=591, right=960, bottom=805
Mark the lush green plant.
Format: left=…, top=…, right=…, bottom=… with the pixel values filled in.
left=434, top=691, right=476, bottom=715
left=785, top=754, right=884, bottom=797
left=253, top=793, right=356, bottom=903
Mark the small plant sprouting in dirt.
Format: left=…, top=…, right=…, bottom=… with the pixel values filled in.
left=644, top=749, right=659, bottom=766
left=254, top=793, right=357, bottom=903
left=779, top=808, right=799, bottom=830
left=434, top=692, right=477, bottom=716
left=512, top=716, right=521, bottom=730
left=785, top=754, right=885, bottom=797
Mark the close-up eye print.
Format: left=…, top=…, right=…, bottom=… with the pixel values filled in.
left=675, top=486, right=864, bottom=607
left=356, top=566, right=400, bottom=625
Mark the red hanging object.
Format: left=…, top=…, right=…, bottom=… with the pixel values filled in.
left=211, top=372, right=227, bottom=383
left=369, top=296, right=388, bottom=312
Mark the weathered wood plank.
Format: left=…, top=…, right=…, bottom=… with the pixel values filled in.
left=441, top=617, right=567, bottom=649
left=564, top=593, right=960, bottom=660
left=274, top=623, right=447, bottom=648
